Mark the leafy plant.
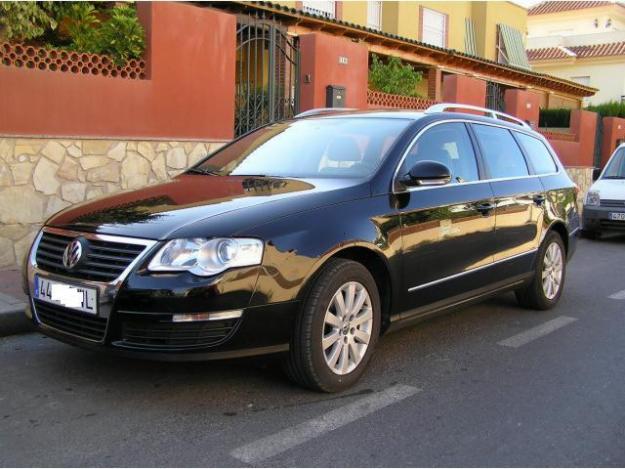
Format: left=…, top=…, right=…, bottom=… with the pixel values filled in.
left=0, top=2, right=57, bottom=42
left=96, top=5, right=144, bottom=65
left=0, top=2, right=144, bottom=66
left=368, top=54, right=423, bottom=97
left=586, top=100, right=625, bottom=118
left=539, top=108, right=571, bottom=128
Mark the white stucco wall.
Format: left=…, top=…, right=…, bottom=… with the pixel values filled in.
left=531, top=60, right=625, bottom=105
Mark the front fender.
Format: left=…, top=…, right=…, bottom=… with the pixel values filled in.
left=244, top=195, right=402, bottom=307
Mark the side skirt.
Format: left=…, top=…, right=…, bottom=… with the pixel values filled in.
left=386, top=273, right=532, bottom=334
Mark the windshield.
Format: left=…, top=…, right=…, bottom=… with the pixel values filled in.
left=603, top=148, right=625, bottom=179
left=190, top=117, right=411, bottom=179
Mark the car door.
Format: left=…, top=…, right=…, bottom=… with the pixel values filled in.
left=396, top=122, right=497, bottom=312
left=470, top=124, right=545, bottom=273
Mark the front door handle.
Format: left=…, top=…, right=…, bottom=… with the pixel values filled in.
left=533, top=194, right=546, bottom=206
left=474, top=202, right=495, bottom=215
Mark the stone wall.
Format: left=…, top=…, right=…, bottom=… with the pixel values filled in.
left=0, top=137, right=226, bottom=268
left=566, top=166, right=593, bottom=212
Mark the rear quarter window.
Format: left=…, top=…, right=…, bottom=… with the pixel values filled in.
left=472, top=124, right=529, bottom=179
left=514, top=132, right=558, bottom=175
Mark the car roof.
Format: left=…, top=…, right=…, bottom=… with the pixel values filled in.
left=305, top=108, right=534, bottom=133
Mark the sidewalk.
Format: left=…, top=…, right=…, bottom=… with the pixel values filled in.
left=0, top=268, right=32, bottom=336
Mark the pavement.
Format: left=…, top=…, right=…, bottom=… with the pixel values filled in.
left=1, top=236, right=625, bottom=467
left=0, top=268, right=31, bottom=336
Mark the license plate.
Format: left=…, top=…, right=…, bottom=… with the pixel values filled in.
left=34, top=275, right=98, bottom=315
left=610, top=212, right=625, bottom=221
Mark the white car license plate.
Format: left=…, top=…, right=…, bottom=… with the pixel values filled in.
left=610, top=212, right=625, bottom=221
left=34, top=275, right=98, bottom=315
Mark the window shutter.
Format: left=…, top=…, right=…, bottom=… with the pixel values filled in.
left=464, top=18, right=477, bottom=55
left=498, top=24, right=531, bottom=69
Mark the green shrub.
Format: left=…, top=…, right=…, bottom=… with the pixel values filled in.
left=539, top=108, right=571, bottom=128
left=586, top=100, right=625, bottom=118
left=0, top=2, right=57, bottom=42
left=0, top=2, right=144, bottom=66
left=368, top=54, right=423, bottom=97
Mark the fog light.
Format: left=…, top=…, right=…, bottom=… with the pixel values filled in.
left=24, top=304, right=32, bottom=320
left=172, top=310, right=243, bottom=322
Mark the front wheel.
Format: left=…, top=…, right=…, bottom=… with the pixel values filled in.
left=515, top=231, right=566, bottom=310
left=284, top=259, right=381, bottom=392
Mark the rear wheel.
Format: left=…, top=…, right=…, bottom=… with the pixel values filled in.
left=284, top=259, right=381, bottom=392
left=515, top=231, right=566, bottom=310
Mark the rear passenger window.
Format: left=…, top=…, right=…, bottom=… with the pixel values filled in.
left=515, top=132, right=558, bottom=174
left=472, top=124, right=529, bottom=179
left=401, top=123, right=479, bottom=183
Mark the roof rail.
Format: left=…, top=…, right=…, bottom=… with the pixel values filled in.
left=425, top=103, right=531, bottom=129
left=295, top=107, right=358, bottom=118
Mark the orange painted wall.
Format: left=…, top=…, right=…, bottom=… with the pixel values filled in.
left=601, top=117, right=625, bottom=167
left=504, top=89, right=540, bottom=129
left=298, top=32, right=368, bottom=111
left=0, top=2, right=236, bottom=140
left=543, top=110, right=597, bottom=168
left=442, top=74, right=486, bottom=107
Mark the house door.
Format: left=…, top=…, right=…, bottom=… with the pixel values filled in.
left=235, top=13, right=300, bottom=137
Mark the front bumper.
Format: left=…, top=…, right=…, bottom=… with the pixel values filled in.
left=25, top=228, right=297, bottom=361
left=582, top=205, right=625, bottom=232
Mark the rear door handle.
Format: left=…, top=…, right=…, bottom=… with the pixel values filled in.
left=533, top=194, right=546, bottom=206
left=474, top=202, right=495, bottom=215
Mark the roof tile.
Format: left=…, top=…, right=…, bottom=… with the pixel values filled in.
left=529, top=1, right=612, bottom=16
left=528, top=41, right=625, bottom=60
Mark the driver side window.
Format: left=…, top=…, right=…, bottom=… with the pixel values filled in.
left=401, top=123, right=479, bottom=183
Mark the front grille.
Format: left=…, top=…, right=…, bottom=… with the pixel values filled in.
left=600, top=199, right=625, bottom=208
left=34, top=299, right=107, bottom=341
left=118, top=317, right=239, bottom=350
left=36, top=231, right=145, bottom=282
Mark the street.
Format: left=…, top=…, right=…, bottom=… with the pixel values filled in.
left=1, top=236, right=624, bottom=467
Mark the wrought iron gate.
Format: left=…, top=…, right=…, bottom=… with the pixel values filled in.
left=235, top=13, right=299, bottom=137
left=485, top=81, right=505, bottom=112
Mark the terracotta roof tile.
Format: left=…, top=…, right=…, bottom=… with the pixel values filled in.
left=528, top=41, right=625, bottom=60
left=529, top=1, right=612, bottom=16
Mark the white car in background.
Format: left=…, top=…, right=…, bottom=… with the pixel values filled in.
left=583, top=143, right=625, bottom=238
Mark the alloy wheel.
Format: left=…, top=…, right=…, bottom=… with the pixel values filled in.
left=542, top=242, right=564, bottom=300
left=322, top=281, right=373, bottom=375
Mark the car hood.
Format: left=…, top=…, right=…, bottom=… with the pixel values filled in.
left=590, top=179, right=625, bottom=200
left=47, top=174, right=370, bottom=240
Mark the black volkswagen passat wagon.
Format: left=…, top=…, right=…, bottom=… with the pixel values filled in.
left=24, top=104, right=580, bottom=392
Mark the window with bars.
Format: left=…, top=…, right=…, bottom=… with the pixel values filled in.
left=367, top=1, right=382, bottom=30
left=421, top=8, right=447, bottom=48
left=302, top=1, right=336, bottom=19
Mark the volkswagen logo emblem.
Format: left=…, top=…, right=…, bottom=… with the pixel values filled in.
left=62, top=238, right=84, bottom=270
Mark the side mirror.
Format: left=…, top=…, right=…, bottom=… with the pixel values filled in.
left=400, top=160, right=452, bottom=187
left=592, top=167, right=601, bottom=181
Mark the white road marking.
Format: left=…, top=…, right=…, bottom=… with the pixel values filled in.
left=230, top=384, right=420, bottom=464
left=498, top=316, right=578, bottom=348
left=608, top=290, right=625, bottom=300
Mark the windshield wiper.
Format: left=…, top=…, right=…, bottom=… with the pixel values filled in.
left=603, top=175, right=625, bottom=179
left=186, top=167, right=220, bottom=176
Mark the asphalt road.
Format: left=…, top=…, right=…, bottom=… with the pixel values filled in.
left=2, top=237, right=625, bottom=467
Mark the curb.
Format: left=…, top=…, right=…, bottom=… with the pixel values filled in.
left=0, top=305, right=34, bottom=337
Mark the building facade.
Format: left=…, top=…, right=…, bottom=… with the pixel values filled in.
left=527, top=0, right=625, bottom=106
left=0, top=1, right=599, bottom=268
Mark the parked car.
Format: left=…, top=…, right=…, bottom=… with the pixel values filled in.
left=582, top=143, right=625, bottom=238
left=24, top=104, right=580, bottom=392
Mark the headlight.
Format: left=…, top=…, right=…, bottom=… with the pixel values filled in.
left=585, top=190, right=600, bottom=206
left=148, top=238, right=263, bottom=276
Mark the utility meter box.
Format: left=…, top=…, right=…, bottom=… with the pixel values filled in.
left=326, top=85, right=346, bottom=108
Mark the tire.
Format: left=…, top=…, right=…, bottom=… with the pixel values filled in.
left=283, top=258, right=381, bottom=392
left=515, top=231, right=566, bottom=310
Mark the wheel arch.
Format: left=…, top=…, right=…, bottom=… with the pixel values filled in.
left=299, top=243, right=394, bottom=334
left=546, top=220, right=569, bottom=254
